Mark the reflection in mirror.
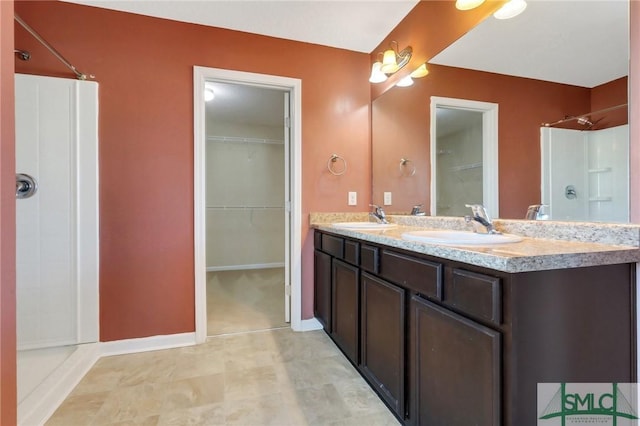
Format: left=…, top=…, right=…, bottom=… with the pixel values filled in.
left=430, top=97, right=498, bottom=218
left=434, top=107, right=483, bottom=217
left=541, top=125, right=629, bottom=223
left=371, top=0, right=629, bottom=221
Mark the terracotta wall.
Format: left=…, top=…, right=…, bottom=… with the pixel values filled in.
left=591, top=77, right=629, bottom=129
left=372, top=80, right=430, bottom=211
left=14, top=1, right=371, bottom=340
left=0, top=0, right=17, bottom=424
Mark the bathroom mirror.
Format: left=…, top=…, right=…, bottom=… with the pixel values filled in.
left=371, top=0, right=630, bottom=221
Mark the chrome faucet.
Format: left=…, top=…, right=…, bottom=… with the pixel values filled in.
left=464, top=204, right=499, bottom=234
left=525, top=204, right=548, bottom=220
left=369, top=204, right=388, bottom=224
left=410, top=204, right=426, bottom=216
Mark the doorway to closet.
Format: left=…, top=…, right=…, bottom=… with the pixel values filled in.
left=204, top=81, right=289, bottom=336
left=194, top=66, right=303, bottom=343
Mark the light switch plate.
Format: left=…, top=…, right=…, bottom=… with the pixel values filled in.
left=348, top=192, right=357, bottom=206
left=384, top=192, right=392, bottom=206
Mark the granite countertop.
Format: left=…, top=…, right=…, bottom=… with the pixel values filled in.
left=310, top=213, right=640, bottom=273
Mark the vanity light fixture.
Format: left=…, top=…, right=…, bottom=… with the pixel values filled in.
left=493, top=0, right=527, bottom=19
left=396, top=75, right=414, bottom=87
left=368, top=61, right=388, bottom=83
left=410, top=63, right=429, bottom=78
left=369, top=42, right=413, bottom=84
left=380, top=41, right=413, bottom=74
left=455, top=0, right=485, bottom=11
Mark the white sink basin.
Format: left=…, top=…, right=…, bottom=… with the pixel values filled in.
left=332, top=222, right=397, bottom=231
left=401, top=230, right=523, bottom=246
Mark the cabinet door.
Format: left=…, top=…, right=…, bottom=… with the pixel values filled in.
left=331, top=259, right=360, bottom=364
left=360, top=273, right=405, bottom=418
left=314, top=249, right=332, bottom=332
left=409, top=295, right=501, bottom=426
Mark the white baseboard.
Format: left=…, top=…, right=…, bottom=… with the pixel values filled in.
left=18, top=343, right=101, bottom=426
left=100, top=332, right=197, bottom=357
left=206, top=262, right=285, bottom=272
left=296, top=317, right=323, bottom=332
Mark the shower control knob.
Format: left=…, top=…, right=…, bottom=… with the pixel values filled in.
left=16, top=173, right=38, bottom=199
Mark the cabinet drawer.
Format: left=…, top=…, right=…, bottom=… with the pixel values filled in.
left=380, top=250, right=442, bottom=299
left=360, top=245, right=379, bottom=274
left=314, top=231, right=322, bottom=249
left=344, top=240, right=360, bottom=265
left=444, top=269, right=502, bottom=325
left=321, top=234, right=344, bottom=259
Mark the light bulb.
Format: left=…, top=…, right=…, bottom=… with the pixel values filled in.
left=410, top=63, right=429, bottom=78
left=380, top=49, right=399, bottom=74
left=493, top=0, right=527, bottom=19
left=204, top=88, right=215, bottom=102
left=396, top=76, right=414, bottom=87
left=455, top=0, right=485, bottom=11
left=369, top=62, right=388, bottom=83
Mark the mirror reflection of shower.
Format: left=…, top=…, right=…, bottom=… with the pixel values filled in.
left=541, top=104, right=629, bottom=222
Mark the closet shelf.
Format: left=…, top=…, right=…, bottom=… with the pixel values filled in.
left=450, top=162, right=482, bottom=172
left=207, top=206, right=284, bottom=210
left=588, top=167, right=612, bottom=173
left=207, top=136, right=284, bottom=145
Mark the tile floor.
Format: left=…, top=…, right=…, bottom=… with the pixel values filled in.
left=207, top=269, right=289, bottom=336
left=45, top=328, right=400, bottom=425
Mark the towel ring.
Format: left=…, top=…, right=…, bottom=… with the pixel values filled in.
left=399, top=158, right=416, bottom=177
left=328, top=154, right=347, bottom=176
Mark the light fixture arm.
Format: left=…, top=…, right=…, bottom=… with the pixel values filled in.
left=395, top=46, right=412, bottom=71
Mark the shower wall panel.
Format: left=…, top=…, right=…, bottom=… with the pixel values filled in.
left=587, top=125, right=629, bottom=222
left=541, top=127, right=588, bottom=221
left=541, top=125, right=629, bottom=222
left=15, top=74, right=99, bottom=349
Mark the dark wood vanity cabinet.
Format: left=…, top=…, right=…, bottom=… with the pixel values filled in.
left=360, top=272, right=406, bottom=417
left=313, top=249, right=331, bottom=332
left=313, top=230, right=636, bottom=426
left=331, top=259, right=360, bottom=364
left=409, top=295, right=501, bottom=426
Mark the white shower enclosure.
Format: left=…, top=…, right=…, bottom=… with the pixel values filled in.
left=15, top=74, right=99, bottom=351
left=541, top=125, right=629, bottom=222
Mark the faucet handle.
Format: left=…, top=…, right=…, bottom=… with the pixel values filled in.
left=371, top=204, right=385, bottom=215
left=525, top=204, right=547, bottom=220
left=368, top=204, right=388, bottom=224
left=465, top=204, right=490, bottom=221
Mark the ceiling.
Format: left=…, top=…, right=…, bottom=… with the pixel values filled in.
left=205, top=82, right=285, bottom=127
left=430, top=0, right=629, bottom=88
left=63, top=0, right=419, bottom=53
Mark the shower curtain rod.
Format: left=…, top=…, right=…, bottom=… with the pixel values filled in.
left=542, top=103, right=628, bottom=127
left=14, top=14, right=89, bottom=80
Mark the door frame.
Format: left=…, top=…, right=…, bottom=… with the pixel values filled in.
left=430, top=96, right=499, bottom=217
left=193, top=66, right=302, bottom=343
